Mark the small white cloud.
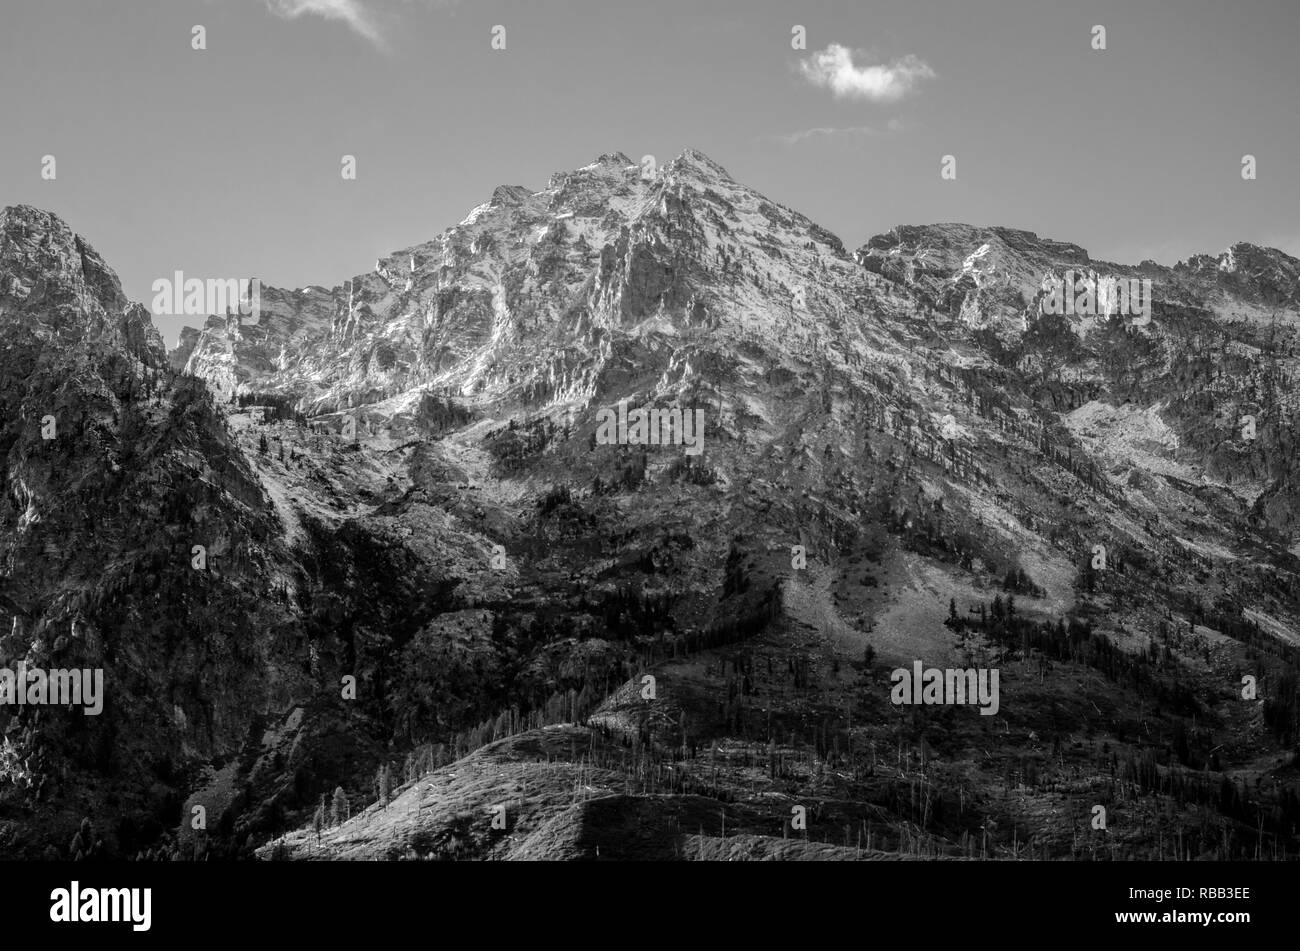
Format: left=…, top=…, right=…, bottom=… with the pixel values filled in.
left=261, top=0, right=457, bottom=49
left=264, top=0, right=383, bottom=44
left=774, top=119, right=906, bottom=146
left=798, top=45, right=936, bottom=102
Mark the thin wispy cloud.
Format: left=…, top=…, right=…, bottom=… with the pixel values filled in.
left=775, top=118, right=905, bottom=146
left=260, top=0, right=457, bottom=50
left=797, top=45, right=936, bottom=102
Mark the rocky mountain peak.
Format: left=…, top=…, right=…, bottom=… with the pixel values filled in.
left=1, top=205, right=124, bottom=308
left=591, top=151, right=634, bottom=167
left=663, top=148, right=734, bottom=183
left=0, top=204, right=164, bottom=362
left=1173, top=241, right=1300, bottom=310
left=489, top=184, right=534, bottom=207
left=0, top=203, right=71, bottom=241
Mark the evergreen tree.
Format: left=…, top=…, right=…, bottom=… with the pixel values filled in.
left=331, top=786, right=349, bottom=826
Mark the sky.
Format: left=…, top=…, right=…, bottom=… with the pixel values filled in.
left=2, top=0, right=1297, bottom=346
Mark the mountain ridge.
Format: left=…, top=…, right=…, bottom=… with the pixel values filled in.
left=4, top=149, right=1300, bottom=862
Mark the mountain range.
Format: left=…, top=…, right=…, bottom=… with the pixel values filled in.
left=2, top=148, right=1299, bottom=861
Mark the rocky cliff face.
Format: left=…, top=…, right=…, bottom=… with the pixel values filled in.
left=4, top=150, right=1300, bottom=861
left=0, top=206, right=322, bottom=857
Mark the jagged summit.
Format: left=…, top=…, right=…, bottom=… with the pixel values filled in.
left=664, top=147, right=734, bottom=182
left=577, top=149, right=730, bottom=178
left=589, top=151, right=634, bottom=167
left=1171, top=242, right=1300, bottom=311
left=0, top=203, right=164, bottom=360
left=1, top=203, right=89, bottom=264
left=1177, top=241, right=1300, bottom=274
left=489, top=184, right=533, bottom=207
left=165, top=148, right=1300, bottom=413
left=1, top=203, right=68, bottom=229
left=2, top=204, right=40, bottom=224
left=1, top=203, right=124, bottom=286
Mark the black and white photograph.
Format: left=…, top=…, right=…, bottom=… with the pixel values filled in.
left=0, top=0, right=1295, bottom=936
